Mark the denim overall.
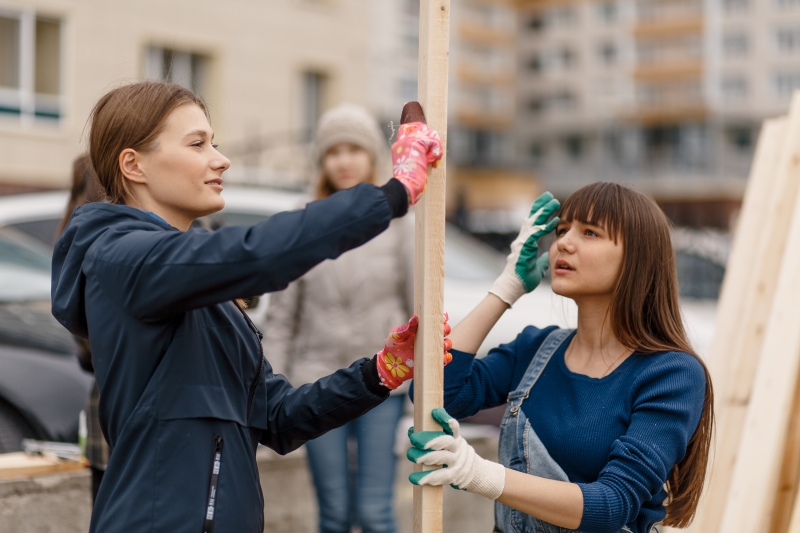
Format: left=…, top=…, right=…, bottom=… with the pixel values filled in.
left=493, top=328, right=635, bottom=533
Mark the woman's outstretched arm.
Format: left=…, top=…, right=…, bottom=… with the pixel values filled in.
left=448, top=293, right=509, bottom=354
left=499, top=472, right=583, bottom=529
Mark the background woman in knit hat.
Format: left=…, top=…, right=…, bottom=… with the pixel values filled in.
left=265, top=103, right=412, bottom=533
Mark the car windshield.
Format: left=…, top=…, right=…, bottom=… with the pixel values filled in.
left=0, top=227, right=52, bottom=302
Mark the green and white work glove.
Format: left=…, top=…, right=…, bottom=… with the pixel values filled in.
left=489, top=192, right=560, bottom=306
left=407, top=408, right=506, bottom=500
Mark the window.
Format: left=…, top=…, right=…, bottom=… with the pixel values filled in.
left=558, top=48, right=577, bottom=69
left=302, top=71, right=328, bottom=139
left=527, top=14, right=545, bottom=32
left=404, top=0, right=420, bottom=16
left=721, top=76, right=748, bottom=100
left=723, top=32, right=749, bottom=57
left=529, top=142, right=547, bottom=163
left=527, top=54, right=542, bottom=73
left=725, top=126, right=753, bottom=151
left=776, top=27, right=800, bottom=53
left=550, top=90, right=577, bottom=111
left=598, top=42, right=618, bottom=65
left=0, top=11, right=63, bottom=123
left=400, top=78, right=417, bottom=103
left=546, top=6, right=576, bottom=28
left=562, top=135, right=584, bottom=160
left=774, top=71, right=800, bottom=97
left=145, top=46, right=209, bottom=96
left=597, top=1, right=618, bottom=23
left=528, top=97, right=546, bottom=114
left=723, top=0, right=749, bottom=13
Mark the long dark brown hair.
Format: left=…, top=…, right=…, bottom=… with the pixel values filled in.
left=558, top=182, right=714, bottom=527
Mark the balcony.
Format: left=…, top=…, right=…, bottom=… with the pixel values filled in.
left=458, top=22, right=514, bottom=46
left=457, top=63, right=514, bottom=86
left=634, top=60, right=703, bottom=82
left=633, top=17, right=703, bottom=38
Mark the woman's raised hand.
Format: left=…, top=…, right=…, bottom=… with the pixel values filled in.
left=391, top=123, right=443, bottom=205
left=489, top=192, right=560, bottom=306
left=376, top=314, right=452, bottom=390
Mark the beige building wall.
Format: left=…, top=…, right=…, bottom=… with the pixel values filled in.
left=711, top=0, right=800, bottom=120
left=0, top=0, right=375, bottom=189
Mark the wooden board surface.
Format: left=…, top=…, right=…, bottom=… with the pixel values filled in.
left=412, top=1, right=450, bottom=533
left=0, top=452, right=87, bottom=480
left=685, top=115, right=791, bottom=532
left=718, top=95, right=800, bottom=531
left=770, top=372, right=800, bottom=533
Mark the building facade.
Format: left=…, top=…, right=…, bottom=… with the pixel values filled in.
left=0, top=0, right=379, bottom=191
left=516, top=0, right=800, bottom=229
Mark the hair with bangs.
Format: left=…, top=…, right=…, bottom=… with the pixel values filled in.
left=559, top=182, right=714, bottom=528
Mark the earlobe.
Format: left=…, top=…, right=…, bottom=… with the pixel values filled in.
left=119, top=148, right=147, bottom=185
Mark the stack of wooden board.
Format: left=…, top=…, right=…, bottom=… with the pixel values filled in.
left=662, top=91, right=800, bottom=532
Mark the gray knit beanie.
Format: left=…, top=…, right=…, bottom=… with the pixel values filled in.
left=313, top=104, right=388, bottom=180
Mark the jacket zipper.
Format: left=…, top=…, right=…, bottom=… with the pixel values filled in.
left=201, top=435, right=224, bottom=533
left=232, top=301, right=266, bottom=532
left=233, top=301, right=265, bottom=424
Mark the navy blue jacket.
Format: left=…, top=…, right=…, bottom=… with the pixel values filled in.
left=52, top=182, right=405, bottom=532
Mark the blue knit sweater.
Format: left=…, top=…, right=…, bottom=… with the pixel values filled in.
left=433, top=325, right=706, bottom=533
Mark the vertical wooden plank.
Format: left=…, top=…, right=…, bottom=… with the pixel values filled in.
left=719, top=96, right=800, bottom=532
left=685, top=115, right=790, bottom=532
left=413, top=1, right=450, bottom=533
left=769, top=373, right=800, bottom=533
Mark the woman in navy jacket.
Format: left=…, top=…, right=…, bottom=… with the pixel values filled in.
left=51, top=81, right=443, bottom=533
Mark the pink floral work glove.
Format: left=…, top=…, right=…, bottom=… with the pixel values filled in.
left=391, top=123, right=444, bottom=205
left=377, top=314, right=453, bottom=390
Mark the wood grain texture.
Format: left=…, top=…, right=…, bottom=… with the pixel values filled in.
left=719, top=92, right=800, bottom=532
left=684, top=115, right=790, bottom=533
left=770, top=372, right=800, bottom=533
left=412, top=1, right=450, bottom=533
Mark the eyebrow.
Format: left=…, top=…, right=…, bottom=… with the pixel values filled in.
left=183, top=130, right=214, bottom=140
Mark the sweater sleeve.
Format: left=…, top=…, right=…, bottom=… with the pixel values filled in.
left=577, top=353, right=707, bottom=533
left=263, top=279, right=303, bottom=377
left=410, top=326, right=555, bottom=420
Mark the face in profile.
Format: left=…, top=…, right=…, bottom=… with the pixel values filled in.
left=133, top=103, right=230, bottom=223
left=549, top=219, right=624, bottom=302
left=322, top=143, right=373, bottom=191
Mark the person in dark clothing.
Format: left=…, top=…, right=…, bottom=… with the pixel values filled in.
left=51, top=81, right=444, bottom=533
left=57, top=155, right=109, bottom=504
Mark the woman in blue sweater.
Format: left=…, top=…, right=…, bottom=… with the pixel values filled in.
left=408, top=183, right=713, bottom=533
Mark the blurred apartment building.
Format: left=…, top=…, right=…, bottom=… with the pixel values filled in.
left=367, top=0, right=541, bottom=232
left=0, top=0, right=392, bottom=192
left=517, top=0, right=800, bottom=230
left=0, top=0, right=539, bottom=220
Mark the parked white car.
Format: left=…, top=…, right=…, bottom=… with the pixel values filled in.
left=0, top=187, right=718, bottom=358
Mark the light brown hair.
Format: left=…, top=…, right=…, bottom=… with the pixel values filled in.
left=558, top=182, right=714, bottom=528
left=88, top=81, right=207, bottom=204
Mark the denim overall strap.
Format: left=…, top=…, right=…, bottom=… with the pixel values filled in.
left=494, top=327, right=636, bottom=533
left=506, top=328, right=573, bottom=417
